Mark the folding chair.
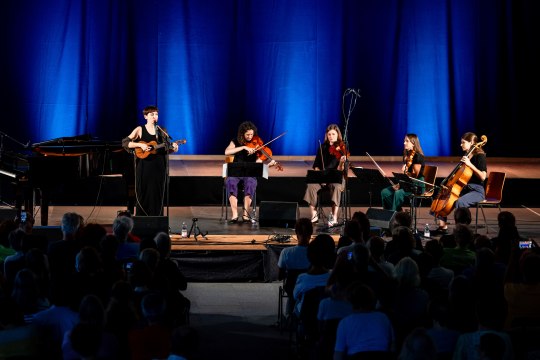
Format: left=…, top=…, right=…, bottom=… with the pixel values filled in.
left=409, top=165, right=438, bottom=231
left=474, top=171, right=506, bottom=233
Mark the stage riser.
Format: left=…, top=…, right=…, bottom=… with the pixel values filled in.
left=2, top=176, right=538, bottom=207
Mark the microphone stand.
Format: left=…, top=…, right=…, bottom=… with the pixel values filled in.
left=157, top=125, right=171, bottom=224
left=340, top=88, right=360, bottom=224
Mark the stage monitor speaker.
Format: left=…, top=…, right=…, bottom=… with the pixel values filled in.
left=0, top=207, right=17, bottom=222
left=132, top=216, right=169, bottom=239
left=259, top=201, right=298, bottom=228
left=366, top=208, right=396, bottom=230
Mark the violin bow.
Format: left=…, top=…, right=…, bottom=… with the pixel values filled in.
left=366, top=152, right=396, bottom=186
left=254, top=131, right=287, bottom=150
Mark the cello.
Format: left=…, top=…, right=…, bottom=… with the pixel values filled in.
left=430, top=135, right=487, bottom=218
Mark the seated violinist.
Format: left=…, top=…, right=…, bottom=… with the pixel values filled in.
left=381, top=133, right=425, bottom=211
left=224, top=121, right=278, bottom=224
left=303, top=123, right=347, bottom=227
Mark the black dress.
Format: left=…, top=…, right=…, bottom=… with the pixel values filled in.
left=135, top=125, right=167, bottom=216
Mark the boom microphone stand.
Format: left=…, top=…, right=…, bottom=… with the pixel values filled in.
left=340, top=88, right=361, bottom=223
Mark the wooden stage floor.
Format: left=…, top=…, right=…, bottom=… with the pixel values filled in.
left=30, top=204, right=540, bottom=250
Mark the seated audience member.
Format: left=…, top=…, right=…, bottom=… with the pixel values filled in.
left=385, top=226, right=422, bottom=265
left=333, top=282, right=395, bottom=359
left=335, top=220, right=364, bottom=258
left=503, top=245, right=540, bottom=329
left=438, top=207, right=472, bottom=248
left=128, top=292, right=174, bottom=360
left=62, top=294, right=119, bottom=360
left=367, top=235, right=395, bottom=277
left=292, top=234, right=335, bottom=317
left=491, top=211, right=526, bottom=266
left=317, top=263, right=355, bottom=360
left=424, top=239, right=454, bottom=292
left=453, top=301, right=513, bottom=360
left=398, top=327, right=437, bottom=360
left=425, top=297, right=460, bottom=358
left=277, top=218, right=312, bottom=316
left=392, top=256, right=430, bottom=349
left=112, top=216, right=139, bottom=260
left=439, top=224, right=476, bottom=275
left=154, top=232, right=190, bottom=326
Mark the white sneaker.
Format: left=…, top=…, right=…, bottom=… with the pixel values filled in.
left=328, top=214, right=336, bottom=227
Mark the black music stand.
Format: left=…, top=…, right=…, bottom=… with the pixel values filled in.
left=391, top=172, right=422, bottom=195
left=306, top=169, right=343, bottom=184
left=351, top=167, right=390, bottom=208
left=226, top=162, right=265, bottom=178
left=221, top=162, right=267, bottom=223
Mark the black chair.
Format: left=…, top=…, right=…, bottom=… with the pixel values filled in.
left=291, top=286, right=330, bottom=358
left=277, top=268, right=307, bottom=332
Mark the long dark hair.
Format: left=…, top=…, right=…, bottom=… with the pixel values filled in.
left=237, top=121, right=257, bottom=145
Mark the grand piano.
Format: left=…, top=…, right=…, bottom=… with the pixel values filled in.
left=0, top=134, right=133, bottom=225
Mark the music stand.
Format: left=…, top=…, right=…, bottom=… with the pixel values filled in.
left=351, top=167, right=390, bottom=208
left=391, top=172, right=422, bottom=195
left=306, top=169, right=343, bottom=184
left=223, top=162, right=268, bottom=179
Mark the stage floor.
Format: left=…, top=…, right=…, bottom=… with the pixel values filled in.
left=31, top=204, right=540, bottom=247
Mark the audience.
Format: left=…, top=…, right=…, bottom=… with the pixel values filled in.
left=0, top=207, right=537, bottom=360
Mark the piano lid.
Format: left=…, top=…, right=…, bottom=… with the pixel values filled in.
left=32, top=134, right=123, bottom=156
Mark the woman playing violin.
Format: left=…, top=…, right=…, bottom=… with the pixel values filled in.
left=381, top=134, right=425, bottom=212
left=433, top=132, right=487, bottom=234
left=303, top=124, right=347, bottom=227
left=225, top=121, right=278, bottom=224
left=123, top=105, right=179, bottom=216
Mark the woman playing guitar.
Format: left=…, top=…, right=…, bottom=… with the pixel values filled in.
left=122, top=105, right=181, bottom=216
left=380, top=133, right=425, bottom=211
left=431, top=132, right=487, bottom=234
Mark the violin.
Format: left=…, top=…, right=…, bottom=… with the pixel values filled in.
left=405, top=149, right=416, bottom=174
left=329, top=141, right=350, bottom=160
left=246, top=135, right=284, bottom=171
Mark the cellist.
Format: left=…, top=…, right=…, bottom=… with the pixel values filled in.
left=433, top=132, right=487, bottom=234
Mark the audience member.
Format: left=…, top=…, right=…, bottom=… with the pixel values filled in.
left=438, top=207, right=472, bottom=248
left=62, top=294, right=119, bottom=360
left=292, top=234, right=335, bottom=317
left=424, top=239, right=454, bottom=294
left=113, top=216, right=140, bottom=260
left=439, top=224, right=476, bottom=275
left=392, top=257, right=431, bottom=349
left=503, top=245, right=540, bottom=328
left=333, top=281, right=395, bottom=359
left=453, top=301, right=513, bottom=359
left=277, top=217, right=312, bottom=308
left=398, top=327, right=437, bottom=360
left=128, top=292, right=173, bottom=360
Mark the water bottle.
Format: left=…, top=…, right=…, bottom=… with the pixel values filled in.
left=424, top=224, right=430, bottom=238
left=181, top=222, right=188, bottom=238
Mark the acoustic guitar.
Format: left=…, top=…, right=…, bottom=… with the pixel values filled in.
left=134, top=139, right=186, bottom=159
